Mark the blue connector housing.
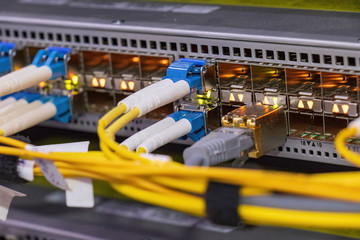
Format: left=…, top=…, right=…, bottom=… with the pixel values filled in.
left=9, top=92, right=41, bottom=102
left=167, top=111, right=188, bottom=121
left=184, top=111, right=206, bottom=141
left=163, top=58, right=207, bottom=93
left=0, top=42, right=15, bottom=75
left=167, top=110, right=205, bottom=142
left=32, top=46, right=71, bottom=80
left=39, top=95, right=71, bottom=123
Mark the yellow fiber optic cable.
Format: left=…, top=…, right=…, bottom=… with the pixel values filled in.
left=335, top=127, right=360, bottom=167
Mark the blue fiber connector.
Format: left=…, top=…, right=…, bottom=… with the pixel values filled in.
left=167, top=110, right=206, bottom=141
left=183, top=111, right=206, bottom=141
left=39, top=95, right=71, bottom=123
left=0, top=42, right=15, bottom=75
left=20, top=92, right=42, bottom=102
left=163, top=58, right=207, bottom=93
left=11, top=92, right=41, bottom=102
left=32, top=46, right=71, bottom=80
left=1, top=92, right=41, bottom=102
left=167, top=111, right=188, bottom=121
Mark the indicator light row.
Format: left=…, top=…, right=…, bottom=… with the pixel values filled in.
left=222, top=89, right=359, bottom=117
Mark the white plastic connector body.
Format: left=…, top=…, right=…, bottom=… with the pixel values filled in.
left=0, top=65, right=37, bottom=82
left=0, top=99, right=28, bottom=115
left=119, top=78, right=174, bottom=112
left=120, top=117, right=175, bottom=150
left=0, top=102, right=56, bottom=136
left=0, top=97, right=17, bottom=109
left=348, top=118, right=360, bottom=137
left=0, top=100, right=42, bottom=126
left=135, top=80, right=190, bottom=117
left=0, top=66, right=52, bottom=97
left=137, top=118, right=192, bottom=153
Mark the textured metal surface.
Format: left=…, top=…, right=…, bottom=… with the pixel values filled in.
left=0, top=1, right=360, bottom=70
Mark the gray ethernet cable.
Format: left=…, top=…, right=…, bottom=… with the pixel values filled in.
left=183, top=127, right=254, bottom=166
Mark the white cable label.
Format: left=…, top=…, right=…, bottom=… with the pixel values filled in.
left=65, top=178, right=94, bottom=208
left=25, top=141, right=94, bottom=207
left=0, top=185, right=26, bottom=221
left=17, top=159, right=35, bottom=181
left=28, top=141, right=90, bottom=153
left=25, top=144, right=70, bottom=191
left=36, top=158, right=71, bottom=191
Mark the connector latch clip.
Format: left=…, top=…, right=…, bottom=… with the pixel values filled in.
left=32, top=47, right=71, bottom=80
left=164, top=58, right=207, bottom=93
left=0, top=42, right=15, bottom=75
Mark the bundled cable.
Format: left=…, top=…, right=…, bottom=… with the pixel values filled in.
left=0, top=47, right=70, bottom=97
left=135, top=111, right=205, bottom=153
left=335, top=118, right=360, bottom=167
left=0, top=95, right=70, bottom=136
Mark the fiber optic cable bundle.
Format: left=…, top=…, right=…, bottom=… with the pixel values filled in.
left=2, top=58, right=360, bottom=233
left=0, top=46, right=71, bottom=137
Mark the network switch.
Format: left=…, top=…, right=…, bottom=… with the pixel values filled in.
left=1, top=0, right=360, bottom=165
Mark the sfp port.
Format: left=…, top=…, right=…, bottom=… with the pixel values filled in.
left=218, top=63, right=252, bottom=105
left=140, top=56, right=171, bottom=79
left=253, top=66, right=286, bottom=107
left=87, top=91, right=115, bottom=114
left=324, top=116, right=349, bottom=141
left=139, top=56, right=171, bottom=95
left=145, top=103, right=174, bottom=120
left=111, top=53, right=141, bottom=92
left=218, top=63, right=250, bottom=88
left=286, top=69, right=321, bottom=96
left=322, top=72, right=358, bottom=100
left=252, top=66, right=285, bottom=92
left=83, top=51, right=111, bottom=90
left=12, top=48, right=28, bottom=71
left=111, top=54, right=140, bottom=77
left=28, top=47, right=42, bottom=62
left=322, top=73, right=358, bottom=117
left=289, top=112, right=324, bottom=140
left=287, top=69, right=322, bottom=113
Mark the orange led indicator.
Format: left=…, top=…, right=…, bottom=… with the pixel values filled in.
left=229, top=93, right=235, bottom=101
left=39, top=81, right=46, bottom=88
left=161, top=59, right=169, bottom=65
left=91, top=77, right=99, bottom=87
left=332, top=104, right=340, bottom=113
left=221, top=74, right=235, bottom=78
left=99, top=78, right=106, bottom=88
left=128, top=81, right=135, bottom=91
left=307, top=101, right=314, bottom=109
left=120, top=81, right=128, bottom=90
left=263, top=96, right=270, bottom=105
left=298, top=100, right=304, bottom=109
left=342, top=104, right=349, bottom=114
left=132, top=57, right=140, bottom=63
